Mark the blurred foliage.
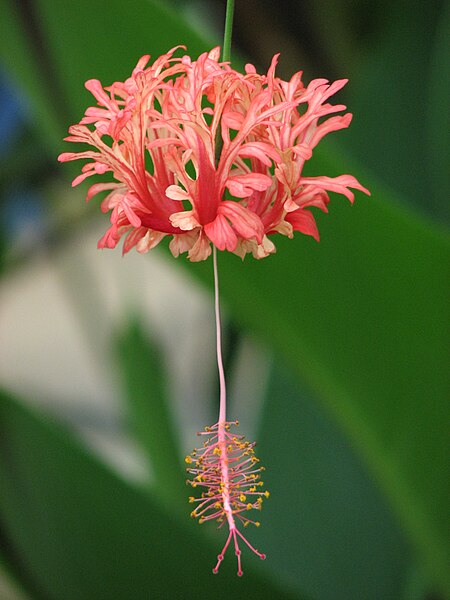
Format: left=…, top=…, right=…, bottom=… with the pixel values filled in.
left=0, top=0, right=448, bottom=599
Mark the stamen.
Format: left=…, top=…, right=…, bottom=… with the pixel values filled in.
left=186, top=419, right=268, bottom=574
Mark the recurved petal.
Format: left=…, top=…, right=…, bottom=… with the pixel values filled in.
left=188, top=231, right=212, bottom=262
left=238, top=142, right=282, bottom=166
left=285, top=208, right=320, bottom=241
left=300, top=175, right=371, bottom=204
left=86, top=182, right=121, bottom=202
left=220, top=201, right=264, bottom=243
left=204, top=214, right=238, bottom=251
left=226, top=173, right=272, bottom=198
left=136, top=230, right=166, bottom=253
left=165, top=184, right=190, bottom=201
left=169, top=231, right=198, bottom=258
left=170, top=210, right=200, bottom=231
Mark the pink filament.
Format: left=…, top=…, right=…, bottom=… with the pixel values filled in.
left=211, top=247, right=266, bottom=575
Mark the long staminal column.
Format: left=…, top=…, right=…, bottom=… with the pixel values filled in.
left=185, top=421, right=268, bottom=575
left=185, top=247, right=268, bottom=575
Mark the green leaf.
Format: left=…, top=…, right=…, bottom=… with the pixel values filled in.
left=341, top=0, right=447, bottom=219
left=186, top=151, right=450, bottom=594
left=0, top=544, right=33, bottom=600
left=0, top=390, right=301, bottom=600
left=427, top=1, right=450, bottom=215
left=115, top=319, right=185, bottom=506
left=258, top=360, right=413, bottom=600
left=0, top=1, right=62, bottom=150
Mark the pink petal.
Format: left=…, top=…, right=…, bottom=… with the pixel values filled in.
left=204, top=214, right=238, bottom=251
left=169, top=231, right=198, bottom=258
left=226, top=173, right=272, bottom=198
left=97, top=225, right=120, bottom=249
left=294, top=186, right=330, bottom=212
left=86, top=182, right=120, bottom=202
left=170, top=210, right=200, bottom=231
left=308, top=113, right=353, bottom=149
left=220, top=201, right=264, bottom=243
left=238, top=142, right=281, bottom=167
left=188, top=231, right=212, bottom=262
left=300, top=175, right=370, bottom=204
left=222, top=111, right=245, bottom=130
left=85, top=79, right=113, bottom=107
left=72, top=170, right=96, bottom=187
left=122, top=193, right=142, bottom=228
left=286, top=209, right=320, bottom=241
left=292, top=143, right=312, bottom=160
left=136, top=230, right=165, bottom=253
left=165, top=185, right=190, bottom=201
left=122, top=227, right=147, bottom=254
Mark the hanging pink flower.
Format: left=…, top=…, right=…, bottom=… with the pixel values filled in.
left=58, top=47, right=369, bottom=261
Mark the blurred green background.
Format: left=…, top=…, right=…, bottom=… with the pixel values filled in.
left=0, top=1, right=448, bottom=599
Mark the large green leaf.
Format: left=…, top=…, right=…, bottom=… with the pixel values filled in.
left=186, top=153, right=450, bottom=594
left=0, top=0, right=214, bottom=142
left=0, top=390, right=300, bottom=600
left=258, top=360, right=413, bottom=600
left=115, top=320, right=186, bottom=507
left=0, top=1, right=62, bottom=150
left=340, top=0, right=447, bottom=219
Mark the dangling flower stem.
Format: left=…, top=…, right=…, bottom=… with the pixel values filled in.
left=213, top=246, right=227, bottom=425
left=214, top=0, right=235, bottom=426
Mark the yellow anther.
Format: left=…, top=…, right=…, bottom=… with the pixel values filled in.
left=196, top=475, right=204, bottom=482
left=190, top=510, right=197, bottom=518
left=246, top=503, right=253, bottom=510
left=235, top=420, right=239, bottom=426
left=244, top=521, right=249, bottom=528
left=250, top=486, right=257, bottom=492
left=189, top=496, right=195, bottom=503
left=239, top=493, right=246, bottom=502
left=213, top=447, right=221, bottom=455
left=227, top=445, right=233, bottom=452
left=255, top=522, right=261, bottom=527
left=258, top=481, right=264, bottom=486
left=185, top=456, right=192, bottom=464
left=264, top=490, right=270, bottom=498
left=192, top=482, right=197, bottom=488
left=199, top=517, right=205, bottom=524
left=257, top=497, right=263, bottom=505
left=214, top=502, right=221, bottom=509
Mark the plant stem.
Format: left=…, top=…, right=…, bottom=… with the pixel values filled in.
left=222, top=0, right=235, bottom=63
left=213, top=246, right=227, bottom=424
left=214, top=0, right=234, bottom=426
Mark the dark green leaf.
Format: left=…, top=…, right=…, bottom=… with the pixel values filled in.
left=115, top=320, right=185, bottom=506
left=258, top=360, right=413, bottom=600
left=0, top=390, right=301, bottom=600
left=185, top=146, right=450, bottom=595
